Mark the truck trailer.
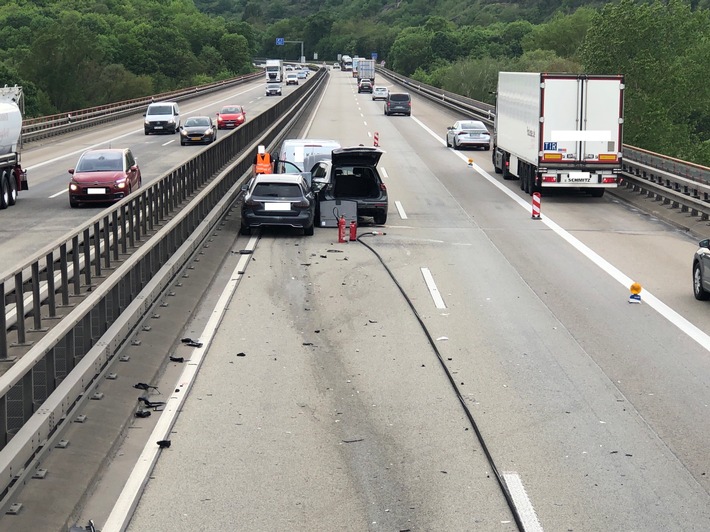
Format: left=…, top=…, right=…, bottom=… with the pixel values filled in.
left=357, top=59, right=375, bottom=83
left=492, top=72, right=624, bottom=197
left=265, top=59, right=284, bottom=82
left=340, top=55, right=353, bottom=71
left=0, top=85, right=27, bottom=209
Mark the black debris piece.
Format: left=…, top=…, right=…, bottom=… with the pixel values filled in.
left=368, top=320, right=378, bottom=324
left=342, top=438, right=364, bottom=444
left=181, top=338, right=203, bottom=348
left=238, top=249, right=253, bottom=254
left=302, top=342, right=314, bottom=346
left=236, top=352, right=246, bottom=357
left=327, top=249, right=344, bottom=253
left=133, top=382, right=160, bottom=393
left=135, top=410, right=151, bottom=418
left=138, top=397, right=166, bottom=410
left=157, top=440, right=172, bottom=448
left=170, top=355, right=185, bottom=363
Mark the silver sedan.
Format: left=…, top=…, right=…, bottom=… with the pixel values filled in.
left=446, top=120, right=491, bottom=150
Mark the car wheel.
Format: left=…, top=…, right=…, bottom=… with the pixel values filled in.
left=453, top=138, right=459, bottom=150
left=144, top=130, right=150, bottom=135
left=373, top=211, right=387, bottom=225
left=694, top=263, right=710, bottom=300
left=446, top=136, right=450, bottom=148
left=304, top=223, right=314, bottom=236
left=69, top=197, right=80, bottom=209
left=240, top=224, right=251, bottom=236
left=484, top=145, right=491, bottom=151
left=181, top=140, right=186, bottom=146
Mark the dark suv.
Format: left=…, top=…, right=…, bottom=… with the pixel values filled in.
left=358, top=80, right=373, bottom=93
left=384, top=92, right=411, bottom=116
left=311, top=147, right=388, bottom=225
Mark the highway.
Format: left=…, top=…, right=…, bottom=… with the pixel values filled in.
left=2, top=70, right=710, bottom=531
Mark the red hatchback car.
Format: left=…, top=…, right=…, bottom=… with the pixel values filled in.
left=68, top=148, right=141, bottom=208
left=216, top=105, right=246, bottom=129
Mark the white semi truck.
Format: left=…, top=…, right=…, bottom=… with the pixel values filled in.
left=357, top=59, right=375, bottom=83
left=492, top=72, right=624, bottom=197
left=265, top=59, right=284, bottom=82
left=0, top=85, right=27, bottom=209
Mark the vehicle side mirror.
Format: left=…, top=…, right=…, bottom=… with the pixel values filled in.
left=142, top=112, right=146, bottom=117
left=700, top=239, right=710, bottom=248
left=130, top=165, right=138, bottom=172
left=68, top=169, right=75, bottom=175
left=447, top=126, right=454, bottom=130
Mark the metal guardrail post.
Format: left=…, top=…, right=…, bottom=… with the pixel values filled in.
left=93, top=221, right=101, bottom=278
left=13, top=272, right=27, bottom=346
left=60, top=244, right=70, bottom=306
left=102, top=215, right=111, bottom=270
left=45, top=252, right=57, bottom=318
left=72, top=235, right=81, bottom=295
left=82, top=228, right=91, bottom=287
left=30, top=263, right=45, bottom=332
left=120, top=206, right=128, bottom=255
left=0, top=281, right=6, bottom=360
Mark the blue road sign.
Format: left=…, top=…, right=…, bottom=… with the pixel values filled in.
left=371, top=52, right=378, bottom=60
left=276, top=38, right=285, bottom=46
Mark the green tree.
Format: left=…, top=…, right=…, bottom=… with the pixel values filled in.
left=219, top=33, right=252, bottom=74
left=389, top=28, right=432, bottom=76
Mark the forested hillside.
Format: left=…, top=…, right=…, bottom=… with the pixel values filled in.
left=0, top=0, right=708, bottom=164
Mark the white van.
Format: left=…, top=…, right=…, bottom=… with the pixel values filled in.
left=277, top=139, right=341, bottom=174
left=144, top=101, right=181, bottom=134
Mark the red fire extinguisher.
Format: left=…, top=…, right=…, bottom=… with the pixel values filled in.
left=349, top=220, right=357, bottom=241
left=338, top=215, right=346, bottom=243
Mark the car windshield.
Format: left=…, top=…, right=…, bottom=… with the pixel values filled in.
left=253, top=183, right=302, bottom=198
left=76, top=153, right=123, bottom=172
left=185, top=117, right=210, bottom=127
left=390, top=94, right=409, bottom=101
left=147, top=105, right=172, bottom=115
left=221, top=107, right=240, bottom=114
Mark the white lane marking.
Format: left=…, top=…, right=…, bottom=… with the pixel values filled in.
left=411, top=115, right=710, bottom=354
left=102, top=234, right=259, bottom=532
left=395, top=200, right=408, bottom=220
left=367, top=132, right=372, bottom=138
left=29, top=84, right=259, bottom=173
left=380, top=167, right=389, bottom=179
left=421, top=267, right=446, bottom=309
left=503, top=472, right=544, bottom=532
left=162, top=138, right=176, bottom=146
left=50, top=188, right=66, bottom=199
left=363, top=121, right=367, bottom=126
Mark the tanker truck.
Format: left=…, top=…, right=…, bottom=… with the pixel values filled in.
left=0, top=85, right=27, bottom=209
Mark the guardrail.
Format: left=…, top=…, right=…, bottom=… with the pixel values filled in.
left=0, top=69, right=328, bottom=509
left=375, top=66, right=710, bottom=220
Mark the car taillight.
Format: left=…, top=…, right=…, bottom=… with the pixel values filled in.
left=380, top=183, right=387, bottom=192
left=244, top=196, right=259, bottom=206
left=458, top=132, right=467, bottom=136
left=292, top=199, right=310, bottom=207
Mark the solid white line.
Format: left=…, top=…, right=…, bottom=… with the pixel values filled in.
left=395, top=200, right=408, bottom=219
left=411, top=116, right=710, bottom=354
left=502, top=472, right=544, bottom=532
left=367, top=132, right=372, bottom=138
left=380, top=167, right=389, bottom=179
left=102, top=234, right=259, bottom=532
left=301, top=75, right=331, bottom=137
left=421, top=267, right=447, bottom=309
left=49, top=189, right=66, bottom=199
left=161, top=139, right=176, bottom=146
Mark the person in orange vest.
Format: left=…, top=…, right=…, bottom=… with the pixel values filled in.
left=253, top=145, right=273, bottom=175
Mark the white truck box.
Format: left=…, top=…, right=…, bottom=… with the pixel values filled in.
left=265, top=59, right=284, bottom=82
left=493, top=72, right=624, bottom=196
left=357, top=59, right=375, bottom=82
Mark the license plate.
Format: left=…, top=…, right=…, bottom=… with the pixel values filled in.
left=87, top=188, right=105, bottom=195
left=264, top=202, right=290, bottom=211
left=190, top=137, right=201, bottom=141
left=154, top=126, right=163, bottom=129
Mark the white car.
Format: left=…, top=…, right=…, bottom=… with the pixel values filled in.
left=265, top=83, right=282, bottom=96
left=286, top=73, right=299, bottom=85
left=372, top=87, right=389, bottom=101
left=446, top=120, right=491, bottom=150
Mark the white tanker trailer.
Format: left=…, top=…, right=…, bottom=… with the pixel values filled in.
left=0, top=85, right=27, bottom=209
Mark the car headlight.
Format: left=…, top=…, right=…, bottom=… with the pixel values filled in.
left=116, top=180, right=127, bottom=189
left=144, top=119, right=150, bottom=125
left=69, top=182, right=79, bottom=191
left=204, top=128, right=213, bottom=135
left=180, top=130, right=188, bottom=136
left=168, top=118, right=175, bottom=124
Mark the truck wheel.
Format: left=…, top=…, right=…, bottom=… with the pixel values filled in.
left=493, top=151, right=502, bottom=174
left=0, top=172, right=9, bottom=209
left=6, top=170, right=17, bottom=206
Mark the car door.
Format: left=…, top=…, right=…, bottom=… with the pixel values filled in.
left=125, top=151, right=138, bottom=189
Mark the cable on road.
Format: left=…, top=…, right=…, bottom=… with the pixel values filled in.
left=357, top=231, right=526, bottom=532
